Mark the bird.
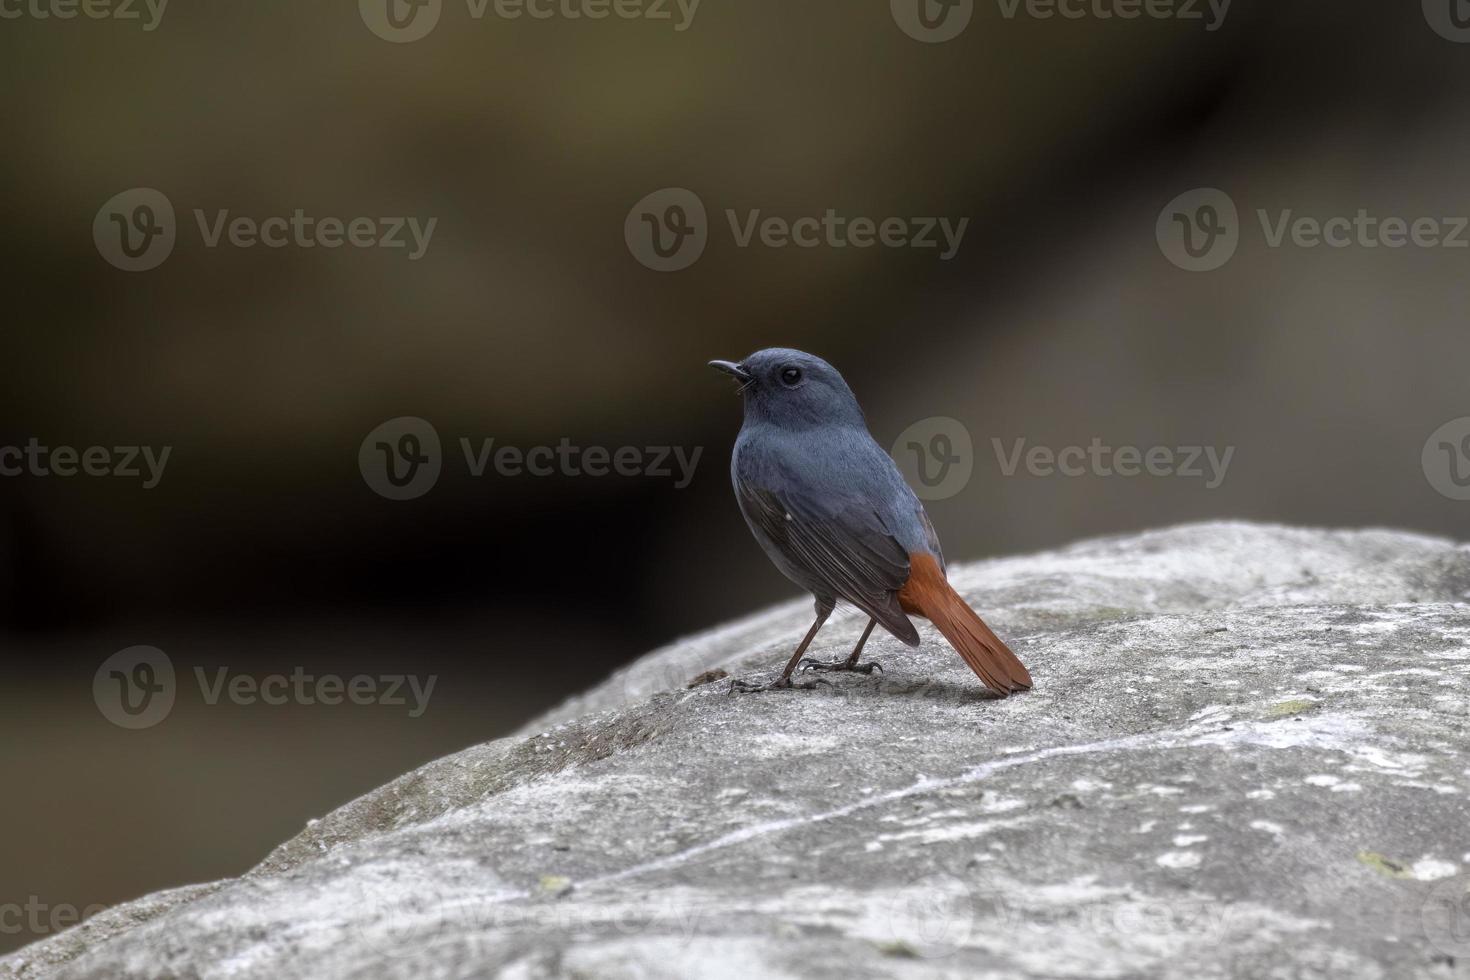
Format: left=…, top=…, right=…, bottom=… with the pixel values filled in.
left=708, top=348, right=1032, bottom=697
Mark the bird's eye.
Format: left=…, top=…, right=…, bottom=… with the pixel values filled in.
left=780, top=366, right=803, bottom=387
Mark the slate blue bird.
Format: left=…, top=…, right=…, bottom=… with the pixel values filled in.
left=709, top=349, right=1032, bottom=697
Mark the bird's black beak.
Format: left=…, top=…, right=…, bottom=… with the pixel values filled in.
left=708, top=360, right=752, bottom=384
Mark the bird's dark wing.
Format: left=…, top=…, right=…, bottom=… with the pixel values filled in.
left=736, top=476, right=920, bottom=645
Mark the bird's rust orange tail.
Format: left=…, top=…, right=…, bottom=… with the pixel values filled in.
left=898, top=553, right=1032, bottom=697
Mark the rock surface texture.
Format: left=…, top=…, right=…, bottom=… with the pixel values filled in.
left=6, top=523, right=1470, bottom=979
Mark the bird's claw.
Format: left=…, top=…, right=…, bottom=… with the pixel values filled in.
left=798, top=657, right=882, bottom=675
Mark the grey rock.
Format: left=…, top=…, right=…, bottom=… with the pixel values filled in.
left=6, top=522, right=1470, bottom=980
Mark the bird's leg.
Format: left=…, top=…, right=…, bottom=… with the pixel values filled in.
left=730, top=605, right=832, bottom=693
left=800, top=617, right=883, bottom=674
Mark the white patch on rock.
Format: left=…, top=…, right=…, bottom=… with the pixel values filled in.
left=877, top=816, right=1032, bottom=845
left=1156, top=851, right=1202, bottom=870
left=1347, top=745, right=1430, bottom=774
left=1411, top=858, right=1458, bottom=881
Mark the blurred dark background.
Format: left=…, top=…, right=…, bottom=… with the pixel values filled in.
left=4, top=0, right=1470, bottom=955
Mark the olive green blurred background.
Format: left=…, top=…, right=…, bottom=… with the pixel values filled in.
left=4, top=0, right=1470, bottom=955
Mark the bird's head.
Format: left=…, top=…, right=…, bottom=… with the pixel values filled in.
left=708, top=348, right=865, bottom=429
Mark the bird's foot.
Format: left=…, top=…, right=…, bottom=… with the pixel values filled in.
left=727, top=675, right=826, bottom=694
left=799, top=657, right=882, bottom=675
